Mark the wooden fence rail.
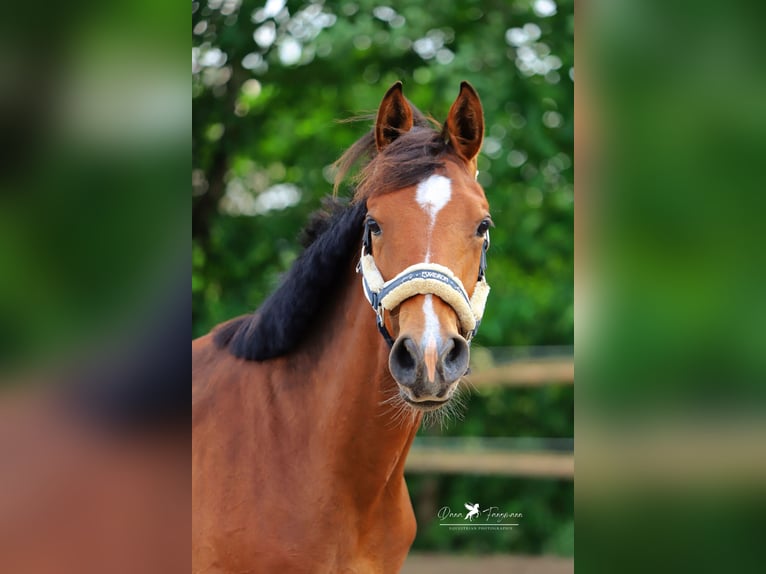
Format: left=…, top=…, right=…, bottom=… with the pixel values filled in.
left=467, top=356, right=574, bottom=387
left=405, top=448, right=574, bottom=479
left=403, top=351, right=575, bottom=478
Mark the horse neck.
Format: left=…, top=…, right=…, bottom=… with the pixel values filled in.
left=302, top=265, right=422, bottom=504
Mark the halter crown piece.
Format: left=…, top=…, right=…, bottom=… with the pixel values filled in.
left=357, top=219, right=491, bottom=347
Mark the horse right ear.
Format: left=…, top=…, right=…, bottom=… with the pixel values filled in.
left=444, top=81, right=484, bottom=165
left=375, top=81, right=414, bottom=151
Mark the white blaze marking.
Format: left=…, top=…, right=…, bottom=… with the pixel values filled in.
left=415, top=174, right=452, bottom=225
left=422, top=294, right=441, bottom=347
left=415, top=174, right=452, bottom=262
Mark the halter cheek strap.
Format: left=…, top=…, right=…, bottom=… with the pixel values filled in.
left=357, top=228, right=490, bottom=347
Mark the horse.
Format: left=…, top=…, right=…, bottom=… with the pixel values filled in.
left=193, top=81, right=491, bottom=573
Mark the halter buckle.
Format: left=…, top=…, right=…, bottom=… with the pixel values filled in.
left=375, top=305, right=395, bottom=348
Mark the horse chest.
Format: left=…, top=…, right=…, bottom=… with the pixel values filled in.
left=250, top=464, right=413, bottom=567
left=194, top=387, right=415, bottom=573
left=197, top=478, right=413, bottom=573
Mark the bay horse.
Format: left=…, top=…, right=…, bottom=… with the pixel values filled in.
left=193, top=81, right=491, bottom=573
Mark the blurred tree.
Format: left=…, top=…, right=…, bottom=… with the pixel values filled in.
left=193, top=0, right=573, bottom=555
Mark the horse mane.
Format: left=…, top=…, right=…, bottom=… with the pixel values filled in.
left=213, top=198, right=367, bottom=361
left=297, top=196, right=351, bottom=248
left=215, top=101, right=462, bottom=361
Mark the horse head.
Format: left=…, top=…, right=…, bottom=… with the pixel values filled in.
left=357, top=82, right=490, bottom=411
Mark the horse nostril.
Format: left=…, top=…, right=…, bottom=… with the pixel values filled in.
left=440, top=337, right=469, bottom=383
left=389, top=337, right=419, bottom=386
left=446, top=340, right=461, bottom=364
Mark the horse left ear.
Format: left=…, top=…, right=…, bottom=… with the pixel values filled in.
left=375, top=81, right=414, bottom=151
left=444, top=81, right=484, bottom=165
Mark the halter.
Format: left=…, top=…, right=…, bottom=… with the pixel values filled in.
left=357, top=219, right=491, bottom=347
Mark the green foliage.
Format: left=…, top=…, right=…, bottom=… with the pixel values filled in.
left=193, top=0, right=573, bottom=555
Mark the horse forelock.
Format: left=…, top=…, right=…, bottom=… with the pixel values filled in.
left=213, top=199, right=368, bottom=361
left=333, top=104, right=468, bottom=202
left=353, top=128, right=455, bottom=202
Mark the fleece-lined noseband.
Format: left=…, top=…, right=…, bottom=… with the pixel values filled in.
left=357, top=218, right=491, bottom=347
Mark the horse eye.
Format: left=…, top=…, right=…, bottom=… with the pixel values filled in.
left=367, top=219, right=382, bottom=235
left=476, top=219, right=492, bottom=236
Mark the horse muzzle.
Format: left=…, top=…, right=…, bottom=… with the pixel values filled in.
left=357, top=241, right=489, bottom=411
left=388, top=334, right=469, bottom=409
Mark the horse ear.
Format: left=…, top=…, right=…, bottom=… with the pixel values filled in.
left=444, top=81, right=484, bottom=164
left=375, top=81, right=414, bottom=151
